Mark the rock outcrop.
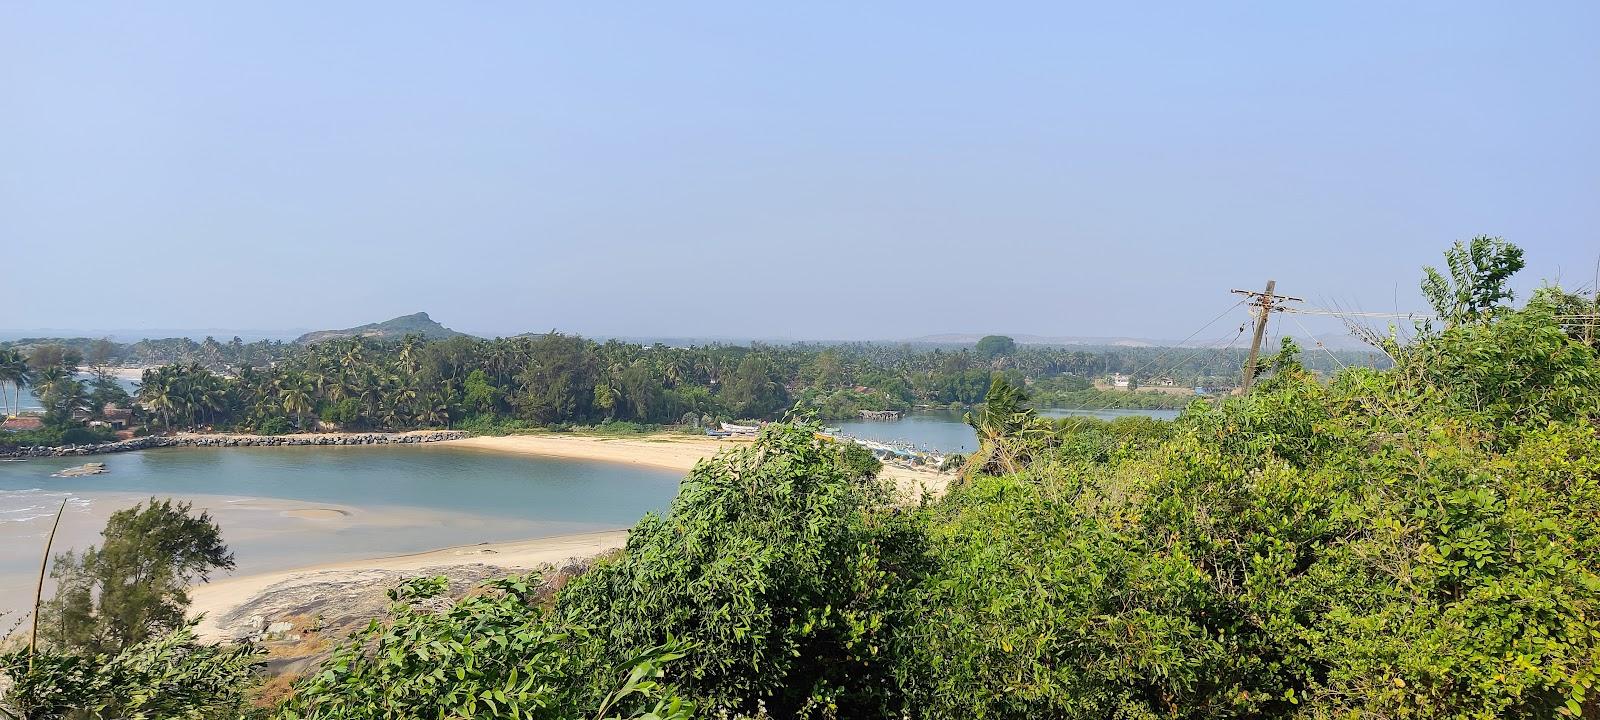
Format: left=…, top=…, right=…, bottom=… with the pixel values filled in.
left=0, top=430, right=468, bottom=459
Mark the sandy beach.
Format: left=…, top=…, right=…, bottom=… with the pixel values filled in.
left=2, top=490, right=424, bottom=615
left=187, top=529, right=628, bottom=641
left=172, top=431, right=949, bottom=640
left=73, top=365, right=154, bottom=381
left=445, top=432, right=952, bottom=496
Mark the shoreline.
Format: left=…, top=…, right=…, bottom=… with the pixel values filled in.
left=444, top=432, right=952, bottom=497
left=187, top=528, right=629, bottom=641
left=76, top=365, right=154, bottom=381
left=175, top=431, right=949, bottom=639
left=1, top=491, right=402, bottom=616
left=2, top=429, right=468, bottom=459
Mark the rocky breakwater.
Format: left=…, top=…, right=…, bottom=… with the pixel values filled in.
left=1, top=430, right=469, bottom=458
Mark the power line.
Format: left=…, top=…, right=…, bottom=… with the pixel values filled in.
left=1056, top=312, right=1250, bottom=418
left=1047, top=300, right=1245, bottom=416
left=1285, top=312, right=1349, bottom=371
left=1283, top=307, right=1431, bottom=320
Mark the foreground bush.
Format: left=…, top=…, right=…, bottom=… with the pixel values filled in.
left=556, top=424, right=925, bottom=717
left=0, top=626, right=258, bottom=720
left=276, top=577, right=691, bottom=719
left=899, top=287, right=1600, bottom=718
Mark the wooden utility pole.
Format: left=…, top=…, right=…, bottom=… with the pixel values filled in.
left=1232, top=281, right=1303, bottom=392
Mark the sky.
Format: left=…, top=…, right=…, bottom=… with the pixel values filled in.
left=2, top=2, right=1596, bottom=342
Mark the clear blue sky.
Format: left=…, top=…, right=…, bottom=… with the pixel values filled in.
left=2, top=2, right=1596, bottom=341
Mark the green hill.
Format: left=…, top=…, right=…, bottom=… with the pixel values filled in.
left=294, top=312, right=469, bottom=344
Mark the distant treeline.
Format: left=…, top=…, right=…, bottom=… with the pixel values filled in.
left=2, top=332, right=1385, bottom=433
left=105, top=333, right=1379, bottom=433
left=0, top=335, right=294, bottom=369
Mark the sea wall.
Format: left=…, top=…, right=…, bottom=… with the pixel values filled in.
left=1, top=430, right=469, bottom=458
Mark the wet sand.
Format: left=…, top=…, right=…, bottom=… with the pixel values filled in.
left=186, top=528, right=629, bottom=641
left=1, top=490, right=589, bottom=619
left=177, top=432, right=950, bottom=639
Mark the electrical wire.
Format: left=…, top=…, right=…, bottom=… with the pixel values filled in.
left=1045, top=300, right=1245, bottom=416
left=1285, top=312, right=1349, bottom=371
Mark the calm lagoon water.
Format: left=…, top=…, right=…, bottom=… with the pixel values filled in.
left=0, top=445, right=682, bottom=613
left=832, top=407, right=1181, bottom=454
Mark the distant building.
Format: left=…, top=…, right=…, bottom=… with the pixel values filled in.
left=1, top=416, right=44, bottom=432
left=103, top=405, right=133, bottom=430
left=1111, top=373, right=1132, bottom=389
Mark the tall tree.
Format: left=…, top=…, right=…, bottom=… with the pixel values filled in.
left=44, top=499, right=235, bottom=655
left=1421, top=236, right=1526, bottom=325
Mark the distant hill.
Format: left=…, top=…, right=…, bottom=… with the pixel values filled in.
left=904, top=333, right=1159, bottom=347
left=295, top=312, right=470, bottom=344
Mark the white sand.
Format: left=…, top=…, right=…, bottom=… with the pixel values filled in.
left=176, top=431, right=948, bottom=639
left=445, top=432, right=951, bottom=496
left=187, top=529, right=628, bottom=639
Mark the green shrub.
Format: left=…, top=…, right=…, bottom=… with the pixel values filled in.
left=0, top=425, right=116, bottom=450
left=255, top=416, right=292, bottom=435
left=276, top=577, right=692, bottom=719
left=555, top=424, right=927, bottom=717
left=901, top=298, right=1600, bottom=719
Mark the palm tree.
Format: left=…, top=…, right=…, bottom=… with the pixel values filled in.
left=324, top=375, right=352, bottom=404
left=31, top=365, right=70, bottom=411
left=0, top=349, right=28, bottom=417
left=139, top=368, right=177, bottom=430
left=398, top=336, right=420, bottom=377
left=280, top=385, right=314, bottom=431
left=420, top=391, right=452, bottom=428
left=390, top=379, right=419, bottom=427
left=355, top=372, right=382, bottom=425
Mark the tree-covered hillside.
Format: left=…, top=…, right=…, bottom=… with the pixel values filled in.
left=293, top=312, right=471, bottom=345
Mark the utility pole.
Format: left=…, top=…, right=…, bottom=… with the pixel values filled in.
left=1231, top=280, right=1303, bottom=392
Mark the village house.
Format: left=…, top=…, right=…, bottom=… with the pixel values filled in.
left=1, top=416, right=44, bottom=432
left=103, top=404, right=133, bottom=430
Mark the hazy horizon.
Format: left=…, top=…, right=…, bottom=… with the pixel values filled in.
left=4, top=3, right=1596, bottom=341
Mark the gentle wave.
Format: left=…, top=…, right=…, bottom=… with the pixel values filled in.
left=0, top=490, right=90, bottom=523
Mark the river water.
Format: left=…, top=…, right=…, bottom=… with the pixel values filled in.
left=0, top=445, right=681, bottom=614
left=0, top=407, right=1179, bottom=613
left=831, top=407, right=1181, bottom=454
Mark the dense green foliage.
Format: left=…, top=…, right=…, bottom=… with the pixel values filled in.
left=895, top=241, right=1600, bottom=718
left=276, top=577, right=692, bottom=719
left=43, top=499, right=234, bottom=656
left=115, top=335, right=1366, bottom=433
left=3, top=501, right=249, bottom=720
left=0, top=626, right=259, bottom=720
left=5, top=322, right=1371, bottom=438
left=0, top=426, right=116, bottom=453
left=7, top=242, right=1592, bottom=719
left=553, top=426, right=921, bottom=717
